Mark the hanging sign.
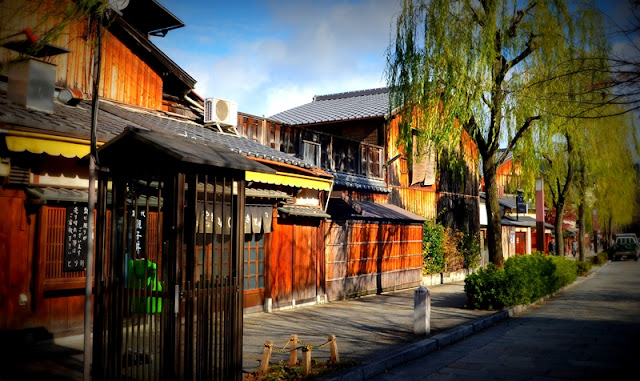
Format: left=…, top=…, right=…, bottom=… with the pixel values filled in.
left=251, top=205, right=263, bottom=233
left=262, top=206, right=273, bottom=233
left=64, top=205, right=89, bottom=272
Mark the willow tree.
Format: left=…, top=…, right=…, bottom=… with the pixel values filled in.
left=539, top=132, right=574, bottom=257
left=539, top=107, right=638, bottom=259
left=589, top=115, right=639, bottom=246
left=386, top=0, right=609, bottom=267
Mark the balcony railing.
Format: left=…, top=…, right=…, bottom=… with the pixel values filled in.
left=237, top=116, right=384, bottom=179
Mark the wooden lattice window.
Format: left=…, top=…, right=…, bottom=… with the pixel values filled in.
left=39, top=206, right=112, bottom=291
left=243, top=233, right=265, bottom=291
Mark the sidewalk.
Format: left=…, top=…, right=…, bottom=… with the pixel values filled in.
left=242, top=281, right=494, bottom=374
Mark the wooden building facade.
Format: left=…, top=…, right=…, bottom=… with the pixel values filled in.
left=267, top=87, right=479, bottom=299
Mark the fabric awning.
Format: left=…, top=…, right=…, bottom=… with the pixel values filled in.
left=246, top=171, right=332, bottom=191
left=4, top=131, right=96, bottom=158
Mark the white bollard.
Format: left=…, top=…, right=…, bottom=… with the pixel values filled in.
left=264, top=297, right=273, bottom=313
left=414, top=286, right=431, bottom=335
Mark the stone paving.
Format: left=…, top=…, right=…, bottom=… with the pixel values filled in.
left=242, top=282, right=494, bottom=374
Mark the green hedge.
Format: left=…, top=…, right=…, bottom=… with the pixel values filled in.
left=464, top=253, right=579, bottom=310
left=575, top=260, right=592, bottom=276
left=592, top=251, right=608, bottom=265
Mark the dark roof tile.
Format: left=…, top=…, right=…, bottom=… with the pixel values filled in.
left=0, top=87, right=312, bottom=170
left=269, top=87, right=389, bottom=125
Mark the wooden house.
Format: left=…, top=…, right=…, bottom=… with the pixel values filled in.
left=479, top=151, right=554, bottom=259
left=267, top=87, right=479, bottom=299
left=0, top=0, right=334, bottom=343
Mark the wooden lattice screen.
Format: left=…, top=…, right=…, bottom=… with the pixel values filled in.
left=39, top=206, right=112, bottom=291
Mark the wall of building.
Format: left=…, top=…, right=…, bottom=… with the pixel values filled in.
left=0, top=0, right=164, bottom=109
left=324, top=221, right=422, bottom=300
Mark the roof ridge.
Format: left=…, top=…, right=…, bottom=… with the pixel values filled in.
left=313, top=87, right=388, bottom=102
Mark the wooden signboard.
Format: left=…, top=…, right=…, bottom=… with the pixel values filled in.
left=64, top=205, right=89, bottom=272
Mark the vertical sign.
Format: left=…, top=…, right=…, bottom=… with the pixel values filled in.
left=64, top=205, right=89, bottom=272
left=131, top=209, right=147, bottom=258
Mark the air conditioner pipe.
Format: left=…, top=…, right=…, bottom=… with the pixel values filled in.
left=184, top=93, right=204, bottom=110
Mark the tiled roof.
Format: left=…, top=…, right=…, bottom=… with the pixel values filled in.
left=268, top=87, right=389, bottom=125
left=0, top=88, right=138, bottom=142
left=479, top=192, right=534, bottom=210
left=501, top=215, right=553, bottom=229
left=329, top=171, right=389, bottom=193
left=98, top=127, right=276, bottom=174
left=245, top=188, right=292, bottom=200
left=326, top=199, right=425, bottom=222
left=277, top=205, right=330, bottom=218
left=0, top=86, right=312, bottom=170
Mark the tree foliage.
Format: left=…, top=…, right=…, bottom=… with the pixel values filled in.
left=386, top=0, right=610, bottom=267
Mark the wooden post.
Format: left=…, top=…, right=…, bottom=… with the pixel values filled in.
left=289, top=334, right=298, bottom=365
left=329, top=335, right=339, bottom=363
left=259, top=341, right=273, bottom=374
left=302, top=347, right=311, bottom=376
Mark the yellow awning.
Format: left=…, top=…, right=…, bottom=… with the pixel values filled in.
left=246, top=171, right=333, bottom=191
left=4, top=131, right=98, bottom=158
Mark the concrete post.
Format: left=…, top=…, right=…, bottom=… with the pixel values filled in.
left=264, top=297, right=273, bottom=313
left=414, top=286, right=431, bottom=335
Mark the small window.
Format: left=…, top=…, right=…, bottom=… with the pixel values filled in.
left=303, top=140, right=321, bottom=167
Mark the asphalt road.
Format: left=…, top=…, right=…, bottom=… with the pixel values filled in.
left=371, top=260, right=640, bottom=380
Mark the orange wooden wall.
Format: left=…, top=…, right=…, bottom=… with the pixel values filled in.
left=0, top=0, right=163, bottom=109
left=268, top=217, right=323, bottom=306
left=325, top=221, right=422, bottom=299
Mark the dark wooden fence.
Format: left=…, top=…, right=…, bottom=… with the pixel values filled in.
left=93, top=173, right=244, bottom=380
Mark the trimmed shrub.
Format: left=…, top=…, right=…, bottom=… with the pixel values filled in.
left=464, top=264, right=508, bottom=310
left=503, top=253, right=556, bottom=306
left=591, top=251, right=608, bottom=265
left=465, top=254, right=581, bottom=310
left=575, top=260, right=592, bottom=276
left=550, top=256, right=578, bottom=289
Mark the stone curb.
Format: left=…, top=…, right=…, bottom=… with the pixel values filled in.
left=322, top=262, right=608, bottom=381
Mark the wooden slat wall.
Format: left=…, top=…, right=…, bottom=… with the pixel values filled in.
left=0, top=0, right=163, bottom=109
left=0, top=188, right=34, bottom=331
left=268, top=216, right=293, bottom=304
left=267, top=217, right=322, bottom=306
left=325, top=221, right=422, bottom=300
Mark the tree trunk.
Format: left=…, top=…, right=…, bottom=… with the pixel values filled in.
left=554, top=205, right=565, bottom=257
left=483, top=161, right=504, bottom=268
left=578, top=198, right=586, bottom=261
left=606, top=214, right=613, bottom=251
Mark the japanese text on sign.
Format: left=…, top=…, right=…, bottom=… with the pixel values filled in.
left=64, top=205, right=89, bottom=272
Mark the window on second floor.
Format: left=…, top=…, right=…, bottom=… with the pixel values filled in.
left=303, top=140, right=321, bottom=167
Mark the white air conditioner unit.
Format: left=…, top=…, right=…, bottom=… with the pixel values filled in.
left=204, top=97, right=238, bottom=127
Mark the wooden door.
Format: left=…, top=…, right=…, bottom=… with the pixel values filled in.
left=515, top=232, right=526, bottom=255
left=293, top=224, right=317, bottom=302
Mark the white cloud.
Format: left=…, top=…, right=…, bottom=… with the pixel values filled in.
left=154, top=0, right=401, bottom=116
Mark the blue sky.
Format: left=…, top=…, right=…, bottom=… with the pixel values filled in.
left=151, top=0, right=637, bottom=118
left=152, top=0, right=401, bottom=117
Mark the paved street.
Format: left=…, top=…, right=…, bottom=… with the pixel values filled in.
left=370, top=261, right=640, bottom=380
